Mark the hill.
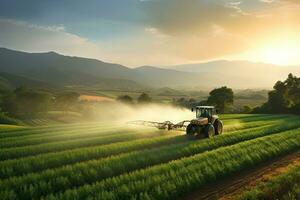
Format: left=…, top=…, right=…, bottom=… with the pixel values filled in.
left=0, top=72, right=54, bottom=91
left=1, top=48, right=300, bottom=89
left=166, top=60, right=300, bottom=89
left=0, top=48, right=199, bottom=89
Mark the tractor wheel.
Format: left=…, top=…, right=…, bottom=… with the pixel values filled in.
left=204, top=124, right=215, bottom=138
left=213, top=119, right=223, bottom=135
left=186, top=124, right=200, bottom=138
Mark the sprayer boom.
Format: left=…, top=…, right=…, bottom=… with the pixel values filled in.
left=128, top=120, right=190, bottom=130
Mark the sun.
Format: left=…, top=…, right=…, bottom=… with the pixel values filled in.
left=257, top=39, right=300, bottom=66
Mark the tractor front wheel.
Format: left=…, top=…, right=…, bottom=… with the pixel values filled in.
left=214, top=119, right=223, bottom=135
left=204, top=124, right=215, bottom=138
left=186, top=124, right=200, bottom=138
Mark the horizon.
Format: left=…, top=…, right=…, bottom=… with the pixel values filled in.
left=1, top=46, right=300, bottom=69
left=1, top=0, right=300, bottom=67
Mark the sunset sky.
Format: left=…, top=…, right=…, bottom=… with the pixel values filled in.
left=1, top=0, right=300, bottom=67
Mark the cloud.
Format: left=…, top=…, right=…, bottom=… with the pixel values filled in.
left=1, top=0, right=300, bottom=66
left=260, top=0, right=275, bottom=3
left=137, top=0, right=255, bottom=60
left=137, top=0, right=300, bottom=62
left=141, top=0, right=240, bottom=36
left=0, top=19, right=110, bottom=60
left=0, top=18, right=188, bottom=67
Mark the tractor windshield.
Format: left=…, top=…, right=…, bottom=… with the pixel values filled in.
left=196, top=108, right=211, bottom=118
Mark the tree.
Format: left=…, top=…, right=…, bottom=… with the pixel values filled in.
left=1, top=87, right=52, bottom=116
left=242, top=105, right=252, bottom=113
left=254, top=74, right=300, bottom=114
left=207, top=86, right=234, bottom=113
left=137, top=93, right=152, bottom=104
left=117, top=95, right=133, bottom=104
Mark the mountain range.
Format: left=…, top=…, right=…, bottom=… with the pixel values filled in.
left=0, top=47, right=299, bottom=90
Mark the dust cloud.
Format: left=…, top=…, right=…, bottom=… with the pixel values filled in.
left=91, top=102, right=194, bottom=124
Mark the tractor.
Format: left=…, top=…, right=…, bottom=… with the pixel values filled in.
left=128, top=105, right=223, bottom=139
left=186, top=106, right=223, bottom=138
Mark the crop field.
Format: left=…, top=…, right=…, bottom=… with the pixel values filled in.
left=0, top=114, right=300, bottom=200
left=237, top=163, right=300, bottom=200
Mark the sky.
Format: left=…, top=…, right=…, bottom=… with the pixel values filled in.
left=1, top=0, right=300, bottom=67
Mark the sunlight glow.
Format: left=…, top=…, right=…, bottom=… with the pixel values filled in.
left=257, top=38, right=300, bottom=65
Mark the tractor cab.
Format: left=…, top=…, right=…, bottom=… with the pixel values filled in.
left=194, top=106, right=216, bottom=119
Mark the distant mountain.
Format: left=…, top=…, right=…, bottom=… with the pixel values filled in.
left=133, top=66, right=199, bottom=87
left=0, top=72, right=54, bottom=90
left=0, top=48, right=198, bottom=89
left=165, top=60, right=300, bottom=89
left=0, top=48, right=143, bottom=89
left=0, top=48, right=299, bottom=90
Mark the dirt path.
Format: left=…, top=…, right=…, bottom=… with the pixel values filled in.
left=181, top=150, right=300, bottom=200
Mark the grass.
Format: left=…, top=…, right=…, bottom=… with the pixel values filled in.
left=46, top=128, right=300, bottom=200
left=0, top=114, right=299, bottom=200
left=0, top=128, right=173, bottom=160
left=237, top=164, right=300, bottom=200
left=0, top=117, right=297, bottom=179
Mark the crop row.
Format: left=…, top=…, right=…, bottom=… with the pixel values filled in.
left=219, top=114, right=271, bottom=120
left=46, top=129, right=300, bottom=200
left=0, top=134, right=187, bottom=179
left=1, top=116, right=290, bottom=160
left=0, top=123, right=124, bottom=143
left=0, top=129, right=173, bottom=161
left=0, top=114, right=287, bottom=148
left=237, top=163, right=300, bottom=200
left=1, top=123, right=300, bottom=199
left=0, top=126, right=150, bottom=149
left=0, top=117, right=283, bottom=149
left=0, top=121, right=116, bottom=138
left=0, top=119, right=291, bottom=179
left=0, top=114, right=283, bottom=139
left=222, top=117, right=289, bottom=132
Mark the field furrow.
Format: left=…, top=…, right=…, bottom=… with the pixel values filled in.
left=1, top=120, right=300, bottom=199
left=46, top=130, right=300, bottom=200
left=0, top=129, right=174, bottom=160
left=1, top=114, right=299, bottom=200
left=0, top=117, right=284, bottom=149
left=0, top=118, right=291, bottom=179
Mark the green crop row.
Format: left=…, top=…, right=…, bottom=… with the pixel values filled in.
left=46, top=130, right=300, bottom=200
left=0, top=123, right=124, bottom=143
left=237, top=163, right=300, bottom=200
left=0, top=129, right=173, bottom=161
left=0, top=122, right=116, bottom=138
left=0, top=117, right=283, bottom=149
left=2, top=116, right=291, bottom=161
left=0, top=125, right=27, bottom=132
left=219, top=114, right=272, bottom=120
left=0, top=126, right=151, bottom=149
left=0, top=134, right=187, bottom=179
left=223, top=118, right=286, bottom=132
left=0, top=119, right=288, bottom=179
left=1, top=122, right=299, bottom=199
left=0, top=121, right=275, bottom=179
left=222, top=114, right=291, bottom=124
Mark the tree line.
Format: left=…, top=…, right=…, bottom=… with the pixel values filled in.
left=117, top=93, right=152, bottom=104
left=0, top=86, right=80, bottom=120
left=173, top=86, right=234, bottom=113
left=254, top=73, right=300, bottom=114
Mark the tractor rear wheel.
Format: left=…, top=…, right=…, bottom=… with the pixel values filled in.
left=214, top=119, right=223, bottom=135
left=204, top=124, right=215, bottom=138
left=186, top=124, right=200, bottom=138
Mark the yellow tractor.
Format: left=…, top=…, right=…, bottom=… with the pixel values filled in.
left=128, top=106, right=223, bottom=139
left=186, top=106, right=223, bottom=138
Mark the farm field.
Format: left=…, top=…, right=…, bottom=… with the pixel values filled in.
left=0, top=114, right=300, bottom=200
